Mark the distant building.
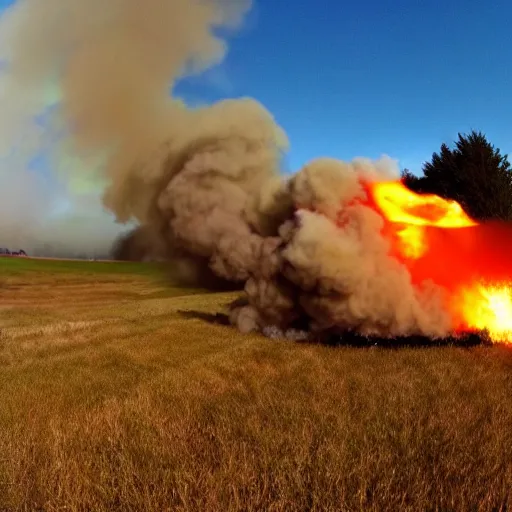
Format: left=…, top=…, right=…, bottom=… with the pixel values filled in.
left=0, top=248, right=27, bottom=257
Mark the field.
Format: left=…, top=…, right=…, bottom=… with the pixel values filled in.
left=1, top=257, right=512, bottom=511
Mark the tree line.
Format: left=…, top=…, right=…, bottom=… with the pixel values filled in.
left=402, top=130, right=512, bottom=221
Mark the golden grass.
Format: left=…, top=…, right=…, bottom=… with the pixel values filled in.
left=1, top=260, right=512, bottom=511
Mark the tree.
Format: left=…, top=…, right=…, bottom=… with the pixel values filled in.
left=402, top=131, right=512, bottom=221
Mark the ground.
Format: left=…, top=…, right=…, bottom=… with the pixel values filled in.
left=1, top=257, right=511, bottom=511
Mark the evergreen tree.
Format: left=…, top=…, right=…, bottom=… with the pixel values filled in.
left=402, top=131, right=512, bottom=221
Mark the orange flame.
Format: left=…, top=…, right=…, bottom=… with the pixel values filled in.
left=454, top=284, right=512, bottom=342
left=370, top=182, right=476, bottom=259
left=367, top=180, right=512, bottom=344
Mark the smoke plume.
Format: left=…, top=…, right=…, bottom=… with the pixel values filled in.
left=0, top=0, right=457, bottom=338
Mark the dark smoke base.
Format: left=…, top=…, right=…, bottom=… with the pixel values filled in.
left=302, top=330, right=493, bottom=349
left=178, top=310, right=492, bottom=348
left=264, top=327, right=492, bottom=348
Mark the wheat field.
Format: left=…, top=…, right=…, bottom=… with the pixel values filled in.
left=1, top=257, right=511, bottom=511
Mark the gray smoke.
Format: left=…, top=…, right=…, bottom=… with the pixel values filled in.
left=0, top=0, right=454, bottom=337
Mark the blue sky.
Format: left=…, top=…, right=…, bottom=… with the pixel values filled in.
left=3, top=0, right=512, bottom=174
left=178, top=0, right=512, bottom=173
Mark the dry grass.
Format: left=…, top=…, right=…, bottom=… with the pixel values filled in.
left=1, top=258, right=512, bottom=511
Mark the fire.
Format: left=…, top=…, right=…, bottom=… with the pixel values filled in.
left=367, top=179, right=512, bottom=344
left=370, top=182, right=476, bottom=259
left=455, top=284, right=512, bottom=342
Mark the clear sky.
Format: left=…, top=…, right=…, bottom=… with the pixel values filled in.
left=2, top=0, right=512, bottom=174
